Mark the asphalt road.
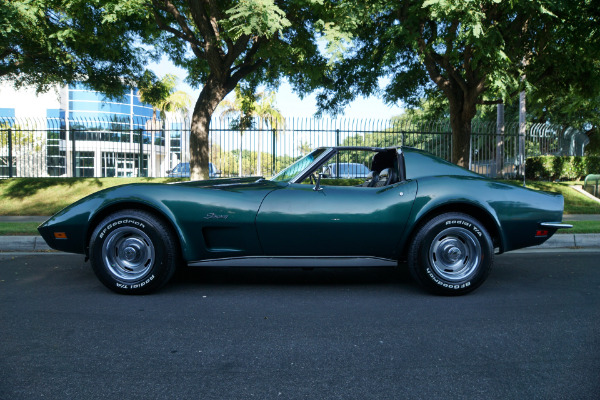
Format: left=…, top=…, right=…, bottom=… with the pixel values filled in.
left=1, top=251, right=598, bottom=400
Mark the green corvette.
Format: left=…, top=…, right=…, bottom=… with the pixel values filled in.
left=38, top=146, right=571, bottom=295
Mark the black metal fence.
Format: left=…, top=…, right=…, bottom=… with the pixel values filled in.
left=0, top=116, right=589, bottom=179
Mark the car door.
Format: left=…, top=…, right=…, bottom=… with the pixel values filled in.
left=255, top=180, right=418, bottom=259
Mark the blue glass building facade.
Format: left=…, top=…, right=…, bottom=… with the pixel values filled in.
left=55, top=83, right=158, bottom=177
left=1, top=81, right=187, bottom=178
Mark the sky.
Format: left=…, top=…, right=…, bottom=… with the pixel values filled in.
left=148, top=57, right=404, bottom=120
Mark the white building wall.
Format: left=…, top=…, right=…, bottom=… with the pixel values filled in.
left=0, top=81, right=61, bottom=118
left=1, top=81, right=175, bottom=178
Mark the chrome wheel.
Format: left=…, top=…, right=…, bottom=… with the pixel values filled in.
left=101, top=226, right=155, bottom=281
left=429, top=227, right=481, bottom=282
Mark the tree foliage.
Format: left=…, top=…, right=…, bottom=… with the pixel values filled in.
left=147, top=0, right=327, bottom=179
left=317, top=0, right=600, bottom=165
left=2, top=0, right=328, bottom=179
left=0, top=0, right=155, bottom=95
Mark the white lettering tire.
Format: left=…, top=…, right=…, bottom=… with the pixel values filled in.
left=89, top=210, right=178, bottom=294
left=408, top=212, right=493, bottom=295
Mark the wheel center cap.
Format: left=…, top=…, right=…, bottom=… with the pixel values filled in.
left=123, top=247, right=137, bottom=261
left=447, top=246, right=462, bottom=262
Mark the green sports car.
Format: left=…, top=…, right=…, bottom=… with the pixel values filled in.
left=38, top=146, right=571, bottom=295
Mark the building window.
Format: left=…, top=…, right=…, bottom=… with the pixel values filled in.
left=101, top=152, right=148, bottom=177
left=75, top=151, right=95, bottom=177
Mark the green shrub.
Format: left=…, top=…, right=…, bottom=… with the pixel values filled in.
left=525, top=156, right=600, bottom=180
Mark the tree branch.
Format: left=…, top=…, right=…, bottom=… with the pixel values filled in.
left=152, top=0, right=205, bottom=59
left=416, top=23, right=450, bottom=93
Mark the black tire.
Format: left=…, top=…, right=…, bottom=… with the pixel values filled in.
left=89, top=210, right=179, bottom=294
left=408, top=212, right=493, bottom=295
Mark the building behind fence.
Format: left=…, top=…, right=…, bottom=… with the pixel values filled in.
left=0, top=116, right=590, bottom=179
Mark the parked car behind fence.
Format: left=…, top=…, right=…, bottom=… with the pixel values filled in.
left=167, top=162, right=221, bottom=178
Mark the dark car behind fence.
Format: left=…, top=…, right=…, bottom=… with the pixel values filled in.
left=0, top=116, right=589, bottom=179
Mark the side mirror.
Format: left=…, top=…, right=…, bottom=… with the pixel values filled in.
left=313, top=173, right=324, bottom=191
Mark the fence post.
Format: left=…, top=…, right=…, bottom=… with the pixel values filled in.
left=71, top=128, right=77, bottom=177
left=469, top=134, right=473, bottom=172
left=7, top=128, right=13, bottom=178
left=335, top=129, right=340, bottom=178
left=519, top=91, right=526, bottom=184
left=138, top=128, right=143, bottom=177
left=495, top=103, right=504, bottom=178
left=272, top=127, right=276, bottom=175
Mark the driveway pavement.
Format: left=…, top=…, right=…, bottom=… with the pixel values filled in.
left=1, top=251, right=598, bottom=399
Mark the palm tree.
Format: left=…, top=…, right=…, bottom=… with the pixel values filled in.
left=139, top=72, right=191, bottom=121
left=138, top=71, right=192, bottom=173
left=253, top=91, right=285, bottom=176
left=218, top=86, right=284, bottom=176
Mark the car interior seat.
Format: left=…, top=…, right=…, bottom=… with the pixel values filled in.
left=374, top=168, right=397, bottom=187
left=368, top=150, right=398, bottom=187
left=361, top=171, right=379, bottom=187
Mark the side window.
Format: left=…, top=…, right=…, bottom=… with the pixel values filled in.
left=301, top=150, right=375, bottom=187
left=298, top=148, right=401, bottom=188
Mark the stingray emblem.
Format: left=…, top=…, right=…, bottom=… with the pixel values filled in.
left=204, top=213, right=229, bottom=220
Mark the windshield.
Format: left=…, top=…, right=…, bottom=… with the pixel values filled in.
left=271, top=148, right=328, bottom=182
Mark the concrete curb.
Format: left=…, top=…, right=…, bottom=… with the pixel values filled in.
left=0, top=234, right=598, bottom=253
left=530, top=233, right=600, bottom=249
left=0, top=236, right=53, bottom=252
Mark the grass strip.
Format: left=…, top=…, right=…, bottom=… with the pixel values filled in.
left=0, top=177, right=185, bottom=216
left=0, top=222, right=40, bottom=236
left=561, top=220, right=600, bottom=234
left=503, top=180, right=600, bottom=214
left=1, top=177, right=599, bottom=217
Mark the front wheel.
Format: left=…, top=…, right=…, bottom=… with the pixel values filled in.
left=89, top=210, right=179, bottom=294
left=408, top=213, right=493, bottom=295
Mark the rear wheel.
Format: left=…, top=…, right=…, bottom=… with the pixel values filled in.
left=408, top=212, right=493, bottom=295
left=89, top=210, right=178, bottom=294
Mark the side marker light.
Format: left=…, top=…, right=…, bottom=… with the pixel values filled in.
left=535, top=230, right=549, bottom=237
left=54, top=232, right=67, bottom=239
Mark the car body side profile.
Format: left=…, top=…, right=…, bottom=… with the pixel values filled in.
left=38, top=146, right=571, bottom=295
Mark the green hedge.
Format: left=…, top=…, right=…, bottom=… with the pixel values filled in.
left=526, top=156, right=600, bottom=180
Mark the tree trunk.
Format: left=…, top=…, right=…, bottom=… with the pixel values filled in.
left=448, top=94, right=478, bottom=168
left=189, top=77, right=232, bottom=180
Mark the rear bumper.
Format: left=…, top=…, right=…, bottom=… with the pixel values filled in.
left=540, top=222, right=573, bottom=229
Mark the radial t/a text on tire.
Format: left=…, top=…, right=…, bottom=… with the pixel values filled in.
left=89, top=209, right=179, bottom=294
left=408, top=212, right=494, bottom=295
